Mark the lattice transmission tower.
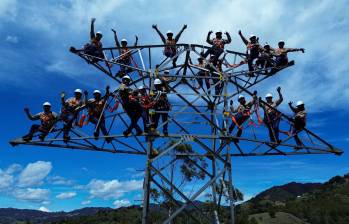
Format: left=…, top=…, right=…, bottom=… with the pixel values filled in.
left=10, top=42, right=342, bottom=224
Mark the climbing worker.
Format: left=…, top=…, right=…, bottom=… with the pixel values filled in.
left=229, top=91, right=258, bottom=142
left=111, top=29, right=138, bottom=77
left=152, top=24, right=187, bottom=67
left=123, top=89, right=143, bottom=136
left=256, top=43, right=275, bottom=73
left=22, top=102, right=58, bottom=142
left=288, top=100, right=307, bottom=149
left=84, top=86, right=112, bottom=143
left=60, top=89, right=84, bottom=142
left=118, top=75, right=133, bottom=106
left=83, top=18, right=104, bottom=63
left=273, top=40, right=305, bottom=68
left=238, top=30, right=263, bottom=76
left=139, top=85, right=154, bottom=133
left=152, top=78, right=171, bottom=136
left=210, top=59, right=224, bottom=97
left=195, top=57, right=211, bottom=93
left=115, top=75, right=143, bottom=136
left=201, top=30, right=231, bottom=66
left=160, top=70, right=177, bottom=92
left=262, top=87, right=283, bottom=143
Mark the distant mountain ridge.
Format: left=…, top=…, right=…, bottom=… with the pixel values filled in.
left=250, top=181, right=322, bottom=203
left=0, top=207, right=112, bottom=224
left=1, top=173, right=348, bottom=224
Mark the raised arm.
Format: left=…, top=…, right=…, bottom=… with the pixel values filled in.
left=134, top=35, right=138, bottom=47
left=83, top=90, right=89, bottom=106
left=247, top=91, right=258, bottom=107
left=224, top=32, right=232, bottom=44
left=24, top=108, right=38, bottom=121
left=288, top=101, right=297, bottom=113
left=60, top=92, right=66, bottom=107
left=238, top=30, right=249, bottom=46
left=286, top=48, right=305, bottom=53
left=275, top=86, right=283, bottom=106
left=175, top=24, right=187, bottom=42
left=103, top=86, right=110, bottom=100
left=229, top=100, right=237, bottom=113
left=152, top=24, right=166, bottom=44
left=111, top=29, right=121, bottom=49
left=206, top=31, right=213, bottom=45
left=90, top=18, right=96, bottom=40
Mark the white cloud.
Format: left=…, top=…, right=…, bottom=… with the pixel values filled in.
left=5, top=164, right=22, bottom=174
left=48, top=176, right=73, bottom=186
left=13, top=188, right=50, bottom=204
left=18, top=161, right=52, bottom=187
left=73, top=185, right=85, bottom=190
left=5, top=35, right=18, bottom=43
left=87, top=179, right=142, bottom=200
left=0, top=169, right=13, bottom=190
left=81, top=200, right=91, bottom=205
left=113, top=199, right=130, bottom=208
left=0, top=0, right=347, bottom=111
left=38, top=206, right=50, bottom=212
left=0, top=0, right=17, bottom=19
left=56, top=192, right=77, bottom=200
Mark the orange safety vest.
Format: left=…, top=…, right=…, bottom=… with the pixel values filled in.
left=213, top=38, right=225, bottom=49
left=89, top=99, right=105, bottom=116
left=62, top=98, right=82, bottom=114
left=91, top=38, right=102, bottom=49
left=40, top=112, right=55, bottom=123
left=165, top=39, right=177, bottom=54
left=40, top=112, right=55, bottom=126
left=120, top=47, right=131, bottom=61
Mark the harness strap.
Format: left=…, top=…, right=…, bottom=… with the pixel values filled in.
left=108, top=100, right=120, bottom=113
left=78, top=113, right=87, bottom=127
left=230, top=115, right=242, bottom=130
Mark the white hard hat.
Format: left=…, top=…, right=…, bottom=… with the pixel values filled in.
left=96, top=31, right=103, bottom=36
left=216, top=30, right=222, bottom=34
left=296, top=101, right=304, bottom=106
left=238, top=95, right=245, bottom=100
left=265, top=93, right=273, bottom=98
left=43, top=102, right=51, bottom=107
left=278, top=40, right=285, bottom=44
left=121, top=38, right=128, bottom=43
left=250, top=34, right=256, bottom=39
left=164, top=70, right=170, bottom=74
left=166, top=30, right=173, bottom=35
left=122, top=75, right=131, bottom=80
left=74, top=89, right=83, bottom=94
left=264, top=43, right=270, bottom=47
left=93, top=90, right=101, bottom=95
left=154, top=79, right=162, bottom=85
left=139, top=85, right=147, bottom=90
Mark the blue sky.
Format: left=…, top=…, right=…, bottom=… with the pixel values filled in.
left=0, top=0, right=348, bottom=212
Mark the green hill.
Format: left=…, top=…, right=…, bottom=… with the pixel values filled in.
left=1, top=173, right=349, bottom=224
left=240, top=173, right=349, bottom=224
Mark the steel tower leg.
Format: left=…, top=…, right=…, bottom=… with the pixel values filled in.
left=142, top=139, right=153, bottom=224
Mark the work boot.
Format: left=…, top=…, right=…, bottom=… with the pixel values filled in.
left=39, top=134, right=46, bottom=141
left=105, top=137, right=113, bottom=143
left=294, top=144, right=304, bottom=150
left=22, top=135, right=32, bottom=142
left=63, top=135, right=70, bottom=143
left=93, top=131, right=99, bottom=140
left=123, top=131, right=131, bottom=137
left=163, top=130, right=168, bottom=136
left=150, top=149, right=159, bottom=159
left=136, top=131, right=144, bottom=136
